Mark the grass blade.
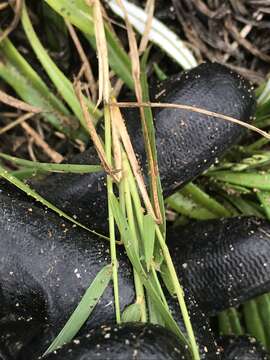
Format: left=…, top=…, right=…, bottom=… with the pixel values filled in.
left=141, top=49, right=166, bottom=234
left=109, top=192, right=188, bottom=343
left=181, top=182, right=231, bottom=217
left=227, top=308, right=244, bottom=335
left=10, top=168, right=45, bottom=180
left=209, top=171, right=270, bottom=191
left=0, top=152, right=102, bottom=174
left=143, top=214, right=156, bottom=271
left=225, top=196, right=263, bottom=217
left=218, top=309, right=244, bottom=336
left=43, top=264, right=112, bottom=355
left=21, top=4, right=101, bottom=131
left=219, top=311, right=232, bottom=335
left=166, top=192, right=217, bottom=220
left=257, top=191, right=270, bottom=218
left=0, top=38, right=82, bottom=139
left=44, top=0, right=133, bottom=89
left=243, top=300, right=267, bottom=348
left=0, top=165, right=108, bottom=240
left=256, top=294, right=270, bottom=350
left=122, top=303, right=141, bottom=322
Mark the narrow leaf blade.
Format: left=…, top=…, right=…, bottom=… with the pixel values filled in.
left=44, top=264, right=112, bottom=355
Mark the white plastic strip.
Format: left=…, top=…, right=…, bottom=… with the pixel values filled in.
left=106, top=0, right=197, bottom=70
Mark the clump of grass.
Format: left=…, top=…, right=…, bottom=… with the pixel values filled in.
left=1, top=0, right=270, bottom=358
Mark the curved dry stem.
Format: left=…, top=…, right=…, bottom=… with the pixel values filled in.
left=112, top=101, right=270, bottom=140
left=0, top=0, right=22, bottom=43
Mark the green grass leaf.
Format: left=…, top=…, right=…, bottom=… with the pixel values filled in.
left=122, top=303, right=141, bottom=322
left=143, top=214, right=156, bottom=271
left=21, top=4, right=101, bottom=131
left=43, top=264, right=112, bottom=355
left=243, top=300, right=267, bottom=348
left=256, top=294, right=270, bottom=351
left=10, top=168, right=45, bottom=180
left=141, top=50, right=166, bottom=236
left=232, top=197, right=263, bottom=217
left=218, top=308, right=243, bottom=336
left=44, top=0, right=133, bottom=89
left=109, top=192, right=188, bottom=344
left=0, top=152, right=102, bottom=174
left=0, top=38, right=83, bottom=139
left=107, top=0, right=197, bottom=70
left=166, top=192, right=217, bottom=220
left=181, top=182, right=231, bottom=217
left=0, top=165, right=109, bottom=241
left=209, top=171, right=270, bottom=191
left=257, top=191, right=270, bottom=219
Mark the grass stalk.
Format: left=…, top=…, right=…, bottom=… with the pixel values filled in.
left=182, top=182, right=231, bottom=217
left=155, top=226, right=200, bottom=360
left=104, top=105, right=121, bottom=323
left=243, top=300, right=267, bottom=347
left=227, top=308, right=244, bottom=335
left=123, top=158, right=147, bottom=321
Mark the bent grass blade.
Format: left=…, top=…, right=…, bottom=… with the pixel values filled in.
left=0, top=165, right=109, bottom=241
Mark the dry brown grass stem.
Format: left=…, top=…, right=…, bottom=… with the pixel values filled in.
left=75, top=82, right=118, bottom=180
left=139, top=0, right=155, bottom=54
left=111, top=113, right=122, bottom=182
left=0, top=0, right=22, bottom=42
left=65, top=20, right=97, bottom=103
left=110, top=99, right=158, bottom=221
left=0, top=2, right=9, bottom=10
left=0, top=112, right=35, bottom=135
left=0, top=89, right=42, bottom=113
left=90, top=0, right=110, bottom=105
left=112, top=101, right=270, bottom=140
left=116, top=0, right=162, bottom=224
left=21, top=122, right=63, bottom=163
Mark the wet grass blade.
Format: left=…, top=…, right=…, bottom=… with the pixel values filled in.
left=10, top=168, right=45, bottom=180
left=0, top=165, right=109, bottom=240
left=44, top=0, right=133, bottom=89
left=43, top=264, right=112, bottom=355
left=0, top=152, right=102, bottom=174
left=227, top=308, right=244, bottom=335
left=21, top=5, right=101, bottom=131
